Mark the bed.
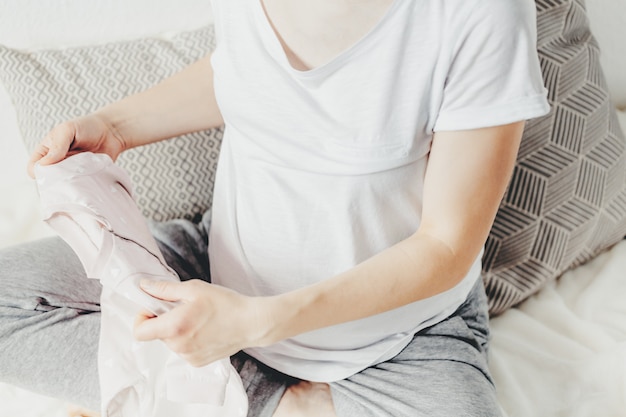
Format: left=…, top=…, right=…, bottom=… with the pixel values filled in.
left=0, top=1, right=624, bottom=416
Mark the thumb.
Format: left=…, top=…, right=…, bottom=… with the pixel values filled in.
left=140, top=279, right=193, bottom=303
left=39, top=126, right=75, bottom=166
left=38, top=144, right=67, bottom=166
left=27, top=141, right=66, bottom=178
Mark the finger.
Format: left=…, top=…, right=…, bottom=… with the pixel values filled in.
left=39, top=125, right=75, bottom=163
left=133, top=281, right=199, bottom=342
left=37, top=132, right=72, bottom=166
left=134, top=309, right=156, bottom=325
left=133, top=314, right=163, bottom=341
left=133, top=303, right=191, bottom=342
left=27, top=143, right=50, bottom=178
left=133, top=310, right=158, bottom=341
left=139, top=279, right=197, bottom=303
left=28, top=127, right=75, bottom=177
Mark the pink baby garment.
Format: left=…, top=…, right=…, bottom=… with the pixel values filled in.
left=35, top=152, right=248, bottom=417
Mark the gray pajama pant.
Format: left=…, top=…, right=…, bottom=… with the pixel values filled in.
left=0, top=211, right=503, bottom=416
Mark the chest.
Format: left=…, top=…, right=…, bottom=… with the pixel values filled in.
left=260, top=0, right=394, bottom=71
left=211, top=0, right=448, bottom=168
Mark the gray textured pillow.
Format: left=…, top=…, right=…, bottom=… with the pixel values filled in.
left=483, top=0, right=626, bottom=315
left=0, top=26, right=221, bottom=222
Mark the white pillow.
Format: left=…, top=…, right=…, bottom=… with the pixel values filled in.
left=0, top=82, right=25, bottom=187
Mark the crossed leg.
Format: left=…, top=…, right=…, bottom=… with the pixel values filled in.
left=0, top=216, right=501, bottom=417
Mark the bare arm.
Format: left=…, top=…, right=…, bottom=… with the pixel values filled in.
left=98, top=54, right=223, bottom=149
left=28, top=54, right=221, bottom=176
left=133, top=121, right=525, bottom=366
left=261, top=121, right=524, bottom=343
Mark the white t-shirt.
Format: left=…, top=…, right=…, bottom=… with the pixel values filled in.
left=208, top=0, right=550, bottom=382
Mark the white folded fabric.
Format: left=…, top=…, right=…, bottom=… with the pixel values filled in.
left=35, top=152, right=247, bottom=417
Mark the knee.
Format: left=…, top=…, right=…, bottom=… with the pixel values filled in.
left=0, top=237, right=100, bottom=311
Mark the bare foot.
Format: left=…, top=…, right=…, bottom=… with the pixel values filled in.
left=273, top=381, right=337, bottom=417
left=66, top=403, right=100, bottom=417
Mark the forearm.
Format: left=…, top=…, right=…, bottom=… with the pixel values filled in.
left=131, top=126, right=524, bottom=370
left=256, top=122, right=524, bottom=347
left=131, top=229, right=482, bottom=365
left=260, top=231, right=477, bottom=345
left=96, top=54, right=223, bottom=150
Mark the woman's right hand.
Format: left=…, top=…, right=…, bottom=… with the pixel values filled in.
left=27, top=112, right=127, bottom=178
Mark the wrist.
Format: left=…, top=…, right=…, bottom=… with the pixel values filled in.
left=93, top=107, right=132, bottom=151
left=251, top=286, right=324, bottom=347
left=247, top=295, right=287, bottom=347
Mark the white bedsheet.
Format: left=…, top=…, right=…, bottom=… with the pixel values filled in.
left=491, top=240, right=626, bottom=417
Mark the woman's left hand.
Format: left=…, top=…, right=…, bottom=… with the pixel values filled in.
left=133, top=279, right=273, bottom=367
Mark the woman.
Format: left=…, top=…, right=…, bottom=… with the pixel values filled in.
left=2, top=0, right=549, bottom=415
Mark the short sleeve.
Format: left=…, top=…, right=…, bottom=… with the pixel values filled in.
left=433, top=0, right=550, bottom=131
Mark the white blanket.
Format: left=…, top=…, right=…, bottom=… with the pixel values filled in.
left=491, top=240, right=626, bottom=417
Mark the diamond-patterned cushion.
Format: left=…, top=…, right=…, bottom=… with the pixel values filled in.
left=483, top=0, right=626, bottom=315
left=0, top=26, right=221, bottom=222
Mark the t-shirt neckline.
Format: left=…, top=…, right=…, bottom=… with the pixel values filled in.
left=252, top=0, right=401, bottom=78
